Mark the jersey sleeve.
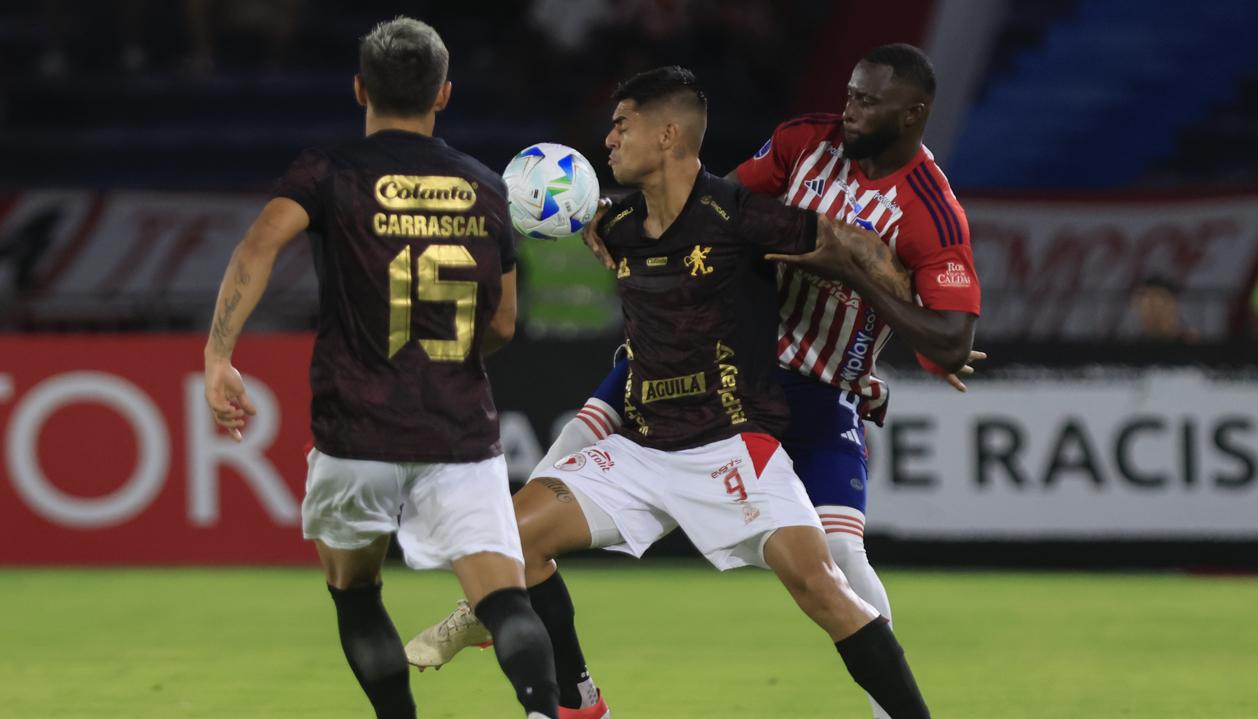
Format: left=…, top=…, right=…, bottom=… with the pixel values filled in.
left=895, top=203, right=981, bottom=315
left=733, top=118, right=815, bottom=195
left=733, top=187, right=818, bottom=255
left=272, top=148, right=331, bottom=232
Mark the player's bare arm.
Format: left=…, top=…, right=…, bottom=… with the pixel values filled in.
left=483, top=268, right=518, bottom=354
left=203, top=197, right=308, bottom=440
left=768, top=214, right=977, bottom=373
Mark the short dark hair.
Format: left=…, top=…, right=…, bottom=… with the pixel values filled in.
left=358, top=17, right=449, bottom=116
left=863, top=43, right=936, bottom=100
left=611, top=66, right=708, bottom=115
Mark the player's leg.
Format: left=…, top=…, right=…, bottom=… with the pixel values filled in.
left=513, top=474, right=611, bottom=716
left=780, top=373, right=894, bottom=718
left=303, top=449, right=415, bottom=719
left=762, top=527, right=930, bottom=719
left=451, top=551, right=560, bottom=719
left=397, top=455, right=565, bottom=719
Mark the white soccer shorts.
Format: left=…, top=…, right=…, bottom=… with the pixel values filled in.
left=301, top=449, right=524, bottom=569
left=531, top=432, right=822, bottom=570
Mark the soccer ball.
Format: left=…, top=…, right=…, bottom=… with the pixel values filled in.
left=503, top=143, right=600, bottom=240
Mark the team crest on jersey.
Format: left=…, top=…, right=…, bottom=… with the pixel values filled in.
left=555, top=453, right=586, bottom=471
left=617, top=257, right=631, bottom=278
left=754, top=138, right=772, bottom=159
left=684, top=245, right=714, bottom=276
left=804, top=177, right=826, bottom=196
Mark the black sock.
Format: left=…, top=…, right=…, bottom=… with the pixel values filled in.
left=327, top=583, right=415, bottom=719
left=527, top=571, right=592, bottom=709
left=475, top=587, right=560, bottom=719
left=835, top=616, right=930, bottom=719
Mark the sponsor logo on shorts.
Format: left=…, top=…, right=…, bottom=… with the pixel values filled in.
left=555, top=453, right=586, bottom=471
left=642, top=371, right=706, bottom=403
left=588, top=449, right=614, bottom=472
left=850, top=477, right=864, bottom=491
left=710, top=457, right=743, bottom=479
left=742, top=504, right=761, bottom=524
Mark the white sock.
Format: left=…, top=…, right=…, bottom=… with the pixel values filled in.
left=819, top=505, right=893, bottom=719
left=531, top=398, right=622, bottom=478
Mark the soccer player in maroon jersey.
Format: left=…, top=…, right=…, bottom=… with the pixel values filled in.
left=418, top=66, right=935, bottom=719
left=414, top=47, right=973, bottom=719
left=201, top=17, right=558, bottom=719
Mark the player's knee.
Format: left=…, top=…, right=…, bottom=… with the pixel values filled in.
left=825, top=530, right=868, bottom=571
left=782, top=560, right=847, bottom=602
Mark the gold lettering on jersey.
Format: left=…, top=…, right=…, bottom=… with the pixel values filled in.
left=646, top=256, right=668, bottom=267
left=684, top=246, right=714, bottom=277
left=641, top=372, right=707, bottom=404
left=387, top=246, right=413, bottom=359
left=617, top=257, right=631, bottom=278
left=376, top=175, right=478, bottom=210
left=372, top=213, right=488, bottom=238
left=715, top=341, right=746, bottom=425
left=604, top=206, right=634, bottom=234
left=699, top=195, right=730, bottom=222
left=624, top=366, right=650, bottom=436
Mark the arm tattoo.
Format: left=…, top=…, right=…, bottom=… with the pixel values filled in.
left=853, top=238, right=912, bottom=302
left=208, top=258, right=250, bottom=355
left=535, top=477, right=575, bottom=503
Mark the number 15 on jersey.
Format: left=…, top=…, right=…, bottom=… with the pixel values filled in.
left=388, top=244, right=478, bottom=362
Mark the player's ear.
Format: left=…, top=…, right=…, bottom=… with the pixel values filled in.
left=353, top=74, right=368, bottom=108
left=903, top=101, right=927, bottom=130
left=659, top=121, right=680, bottom=151
left=433, top=81, right=453, bottom=113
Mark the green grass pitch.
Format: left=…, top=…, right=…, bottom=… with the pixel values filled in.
left=2, top=562, right=1255, bottom=718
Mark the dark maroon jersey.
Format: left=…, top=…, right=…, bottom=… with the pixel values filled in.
left=598, top=169, right=817, bottom=450
left=273, top=129, right=515, bottom=462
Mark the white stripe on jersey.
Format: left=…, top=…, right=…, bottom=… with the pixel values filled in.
left=784, top=143, right=830, bottom=204
left=776, top=143, right=927, bottom=419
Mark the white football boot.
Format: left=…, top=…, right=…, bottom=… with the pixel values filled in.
left=405, top=599, right=493, bottom=670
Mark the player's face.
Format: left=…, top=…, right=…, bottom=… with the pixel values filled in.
left=605, top=100, right=662, bottom=187
left=843, top=61, right=920, bottom=160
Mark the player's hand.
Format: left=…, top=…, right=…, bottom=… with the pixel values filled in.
left=204, top=358, right=257, bottom=441
left=765, top=216, right=870, bottom=281
left=582, top=198, right=614, bottom=269
left=943, top=350, right=987, bottom=392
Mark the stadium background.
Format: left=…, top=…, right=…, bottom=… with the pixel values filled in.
left=1, top=1, right=1257, bottom=717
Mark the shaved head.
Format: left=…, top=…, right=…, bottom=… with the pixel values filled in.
left=611, top=66, right=708, bottom=152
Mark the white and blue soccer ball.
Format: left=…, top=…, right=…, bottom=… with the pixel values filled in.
left=503, top=142, right=600, bottom=240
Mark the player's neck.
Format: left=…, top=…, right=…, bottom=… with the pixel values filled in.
left=364, top=108, right=437, bottom=138
left=640, top=158, right=701, bottom=239
left=858, top=138, right=922, bottom=180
